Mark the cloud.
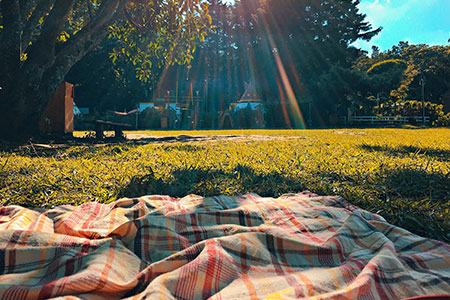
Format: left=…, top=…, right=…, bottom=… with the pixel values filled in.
left=358, top=0, right=410, bottom=25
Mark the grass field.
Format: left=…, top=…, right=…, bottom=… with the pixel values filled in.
left=1, top=128, right=449, bottom=242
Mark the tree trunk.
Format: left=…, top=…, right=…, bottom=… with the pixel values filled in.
left=0, top=100, right=40, bottom=139
left=0, top=74, right=50, bottom=138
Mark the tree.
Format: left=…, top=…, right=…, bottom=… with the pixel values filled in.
left=0, top=0, right=211, bottom=138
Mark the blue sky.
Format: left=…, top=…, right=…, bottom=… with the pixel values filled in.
left=354, top=0, right=450, bottom=52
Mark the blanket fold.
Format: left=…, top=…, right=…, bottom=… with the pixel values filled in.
left=0, top=192, right=449, bottom=299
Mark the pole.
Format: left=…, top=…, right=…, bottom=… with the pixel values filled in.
left=421, top=79, right=425, bottom=124
left=308, top=101, right=312, bottom=127
left=136, top=104, right=138, bottom=129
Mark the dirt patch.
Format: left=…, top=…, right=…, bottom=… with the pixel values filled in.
left=333, top=130, right=367, bottom=136
left=126, top=133, right=307, bottom=144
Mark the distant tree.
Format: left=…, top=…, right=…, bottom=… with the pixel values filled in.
left=371, top=46, right=380, bottom=57
left=0, top=0, right=211, bottom=138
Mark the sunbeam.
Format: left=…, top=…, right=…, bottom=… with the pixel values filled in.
left=221, top=0, right=235, bottom=6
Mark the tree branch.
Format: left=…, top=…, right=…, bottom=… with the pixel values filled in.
left=39, top=0, right=127, bottom=109
left=7, top=0, right=76, bottom=113
left=124, top=4, right=144, bottom=30
left=24, top=0, right=77, bottom=74
left=19, top=0, right=35, bottom=22
left=86, top=0, right=93, bottom=20
left=0, top=0, right=22, bottom=50
left=21, top=0, right=56, bottom=53
left=56, top=0, right=126, bottom=69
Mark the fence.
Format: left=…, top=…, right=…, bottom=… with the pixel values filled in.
left=347, top=116, right=430, bottom=124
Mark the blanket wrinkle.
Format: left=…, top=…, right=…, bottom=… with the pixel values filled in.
left=0, top=192, right=449, bottom=299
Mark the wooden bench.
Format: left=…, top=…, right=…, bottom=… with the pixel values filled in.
left=82, top=120, right=132, bottom=139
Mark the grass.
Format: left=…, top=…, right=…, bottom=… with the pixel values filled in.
left=1, top=128, right=449, bottom=242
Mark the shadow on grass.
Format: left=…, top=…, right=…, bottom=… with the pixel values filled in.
left=121, top=162, right=450, bottom=203
left=360, top=144, right=450, bottom=162
left=119, top=165, right=305, bottom=199
left=388, top=167, right=449, bottom=194
left=382, top=168, right=450, bottom=241
left=0, top=135, right=209, bottom=158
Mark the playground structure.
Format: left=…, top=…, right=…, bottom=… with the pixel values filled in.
left=139, top=92, right=202, bottom=130
left=220, top=82, right=265, bottom=129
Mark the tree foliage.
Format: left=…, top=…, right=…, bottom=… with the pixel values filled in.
left=357, top=43, right=450, bottom=105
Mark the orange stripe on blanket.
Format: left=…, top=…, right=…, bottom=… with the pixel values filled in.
left=240, top=235, right=259, bottom=300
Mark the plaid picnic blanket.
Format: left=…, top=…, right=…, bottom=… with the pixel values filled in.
left=0, top=192, right=449, bottom=300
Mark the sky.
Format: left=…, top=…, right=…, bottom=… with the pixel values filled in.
left=354, top=0, right=450, bottom=53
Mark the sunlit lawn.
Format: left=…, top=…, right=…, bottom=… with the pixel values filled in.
left=1, top=128, right=449, bottom=242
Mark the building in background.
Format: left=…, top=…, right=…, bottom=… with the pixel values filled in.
left=220, top=82, right=265, bottom=129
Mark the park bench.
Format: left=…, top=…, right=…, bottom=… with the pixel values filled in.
left=82, top=120, right=132, bottom=139
left=348, top=116, right=430, bottom=125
